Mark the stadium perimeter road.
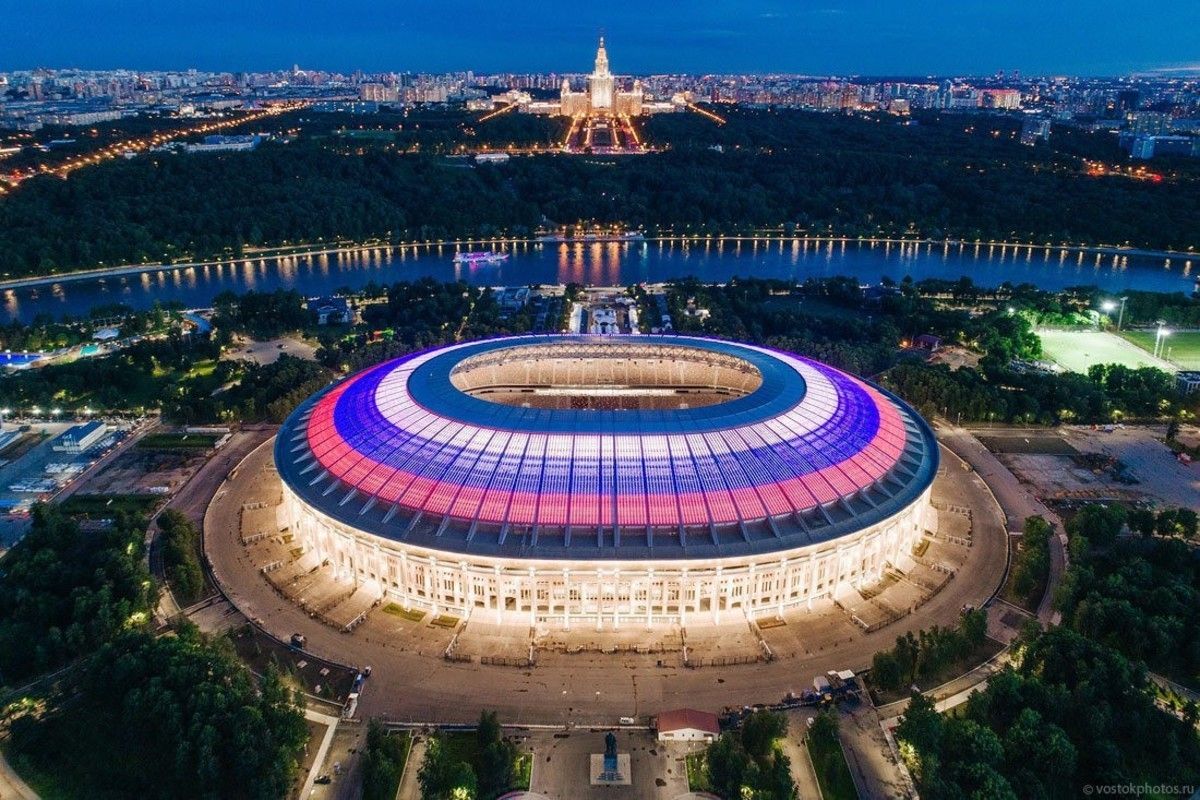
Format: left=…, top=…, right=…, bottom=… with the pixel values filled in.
left=205, top=435, right=1011, bottom=727
left=945, top=423, right=1066, bottom=625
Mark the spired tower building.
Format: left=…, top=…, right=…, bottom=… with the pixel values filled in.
left=559, top=37, right=643, bottom=117
left=587, top=37, right=615, bottom=110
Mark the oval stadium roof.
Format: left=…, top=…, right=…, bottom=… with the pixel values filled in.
left=276, top=335, right=938, bottom=561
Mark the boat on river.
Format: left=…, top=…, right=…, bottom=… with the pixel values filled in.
left=453, top=251, right=509, bottom=265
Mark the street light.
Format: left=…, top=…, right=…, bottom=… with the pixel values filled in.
left=1100, top=296, right=1127, bottom=330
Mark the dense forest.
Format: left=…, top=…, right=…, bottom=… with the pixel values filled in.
left=0, top=277, right=1191, bottom=425
left=0, top=505, right=308, bottom=798
left=897, top=626, right=1200, bottom=798
left=6, top=627, right=307, bottom=799
left=1058, top=507, right=1200, bottom=686
left=0, top=504, right=153, bottom=685
left=896, top=502, right=1200, bottom=797
left=2, top=107, right=1197, bottom=277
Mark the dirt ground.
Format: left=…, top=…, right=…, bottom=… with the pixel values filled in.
left=82, top=447, right=208, bottom=495
left=972, top=424, right=1200, bottom=509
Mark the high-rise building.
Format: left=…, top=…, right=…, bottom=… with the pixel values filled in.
left=587, top=37, right=615, bottom=110
left=554, top=38, right=652, bottom=117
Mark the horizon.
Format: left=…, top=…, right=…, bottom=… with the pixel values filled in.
left=3, top=0, right=1198, bottom=78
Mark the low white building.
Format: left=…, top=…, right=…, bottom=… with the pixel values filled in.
left=53, top=420, right=108, bottom=454
left=656, top=709, right=720, bottom=742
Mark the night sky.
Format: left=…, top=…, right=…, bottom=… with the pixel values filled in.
left=3, top=0, right=1198, bottom=76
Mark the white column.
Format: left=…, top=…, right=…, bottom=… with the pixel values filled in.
left=646, top=570, right=654, bottom=627
left=680, top=568, right=690, bottom=627
left=426, top=557, right=437, bottom=616
left=493, top=564, right=502, bottom=622
left=457, top=562, right=468, bottom=613
left=712, top=567, right=722, bottom=623
left=807, top=556, right=819, bottom=609
left=777, top=559, right=787, bottom=616
left=747, top=563, right=757, bottom=615
left=528, top=567, right=537, bottom=626
left=563, top=567, right=572, bottom=630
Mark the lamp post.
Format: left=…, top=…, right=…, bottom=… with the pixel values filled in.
left=1100, top=297, right=1127, bottom=330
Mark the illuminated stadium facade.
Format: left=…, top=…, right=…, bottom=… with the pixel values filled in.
left=275, top=335, right=938, bottom=628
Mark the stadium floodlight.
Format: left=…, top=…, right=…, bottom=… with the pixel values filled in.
left=1101, top=297, right=1128, bottom=330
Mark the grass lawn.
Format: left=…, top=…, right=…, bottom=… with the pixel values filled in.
left=382, top=602, right=426, bottom=622
left=685, top=750, right=713, bottom=793
left=185, top=359, right=218, bottom=378
left=1037, top=328, right=1173, bottom=374
left=1122, top=330, right=1200, bottom=370
left=138, top=432, right=220, bottom=450
left=439, top=731, right=480, bottom=772
left=513, top=752, right=532, bottom=791
left=58, top=493, right=163, bottom=518
left=1002, top=544, right=1049, bottom=614
left=807, top=733, right=858, bottom=800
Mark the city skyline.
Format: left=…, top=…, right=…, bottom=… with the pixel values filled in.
left=4, top=0, right=1200, bottom=77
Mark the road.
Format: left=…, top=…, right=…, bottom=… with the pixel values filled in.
left=938, top=423, right=1066, bottom=626
left=839, top=703, right=909, bottom=800
left=776, top=712, right=821, bottom=800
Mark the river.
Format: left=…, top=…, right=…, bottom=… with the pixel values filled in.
left=2, top=237, right=1195, bottom=323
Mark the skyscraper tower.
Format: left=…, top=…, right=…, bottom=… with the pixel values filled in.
left=588, top=36, right=614, bottom=110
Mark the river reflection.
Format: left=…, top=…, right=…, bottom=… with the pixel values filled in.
left=1, top=238, right=1193, bottom=323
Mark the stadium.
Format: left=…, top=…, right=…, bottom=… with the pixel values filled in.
left=275, top=335, right=939, bottom=628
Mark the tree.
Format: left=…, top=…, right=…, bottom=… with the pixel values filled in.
left=1067, top=504, right=1126, bottom=546
left=0, top=503, right=154, bottom=685
left=872, top=650, right=904, bottom=692
left=705, top=733, right=748, bottom=800
left=960, top=608, right=988, bottom=649
left=1128, top=506, right=1157, bottom=537
left=741, top=710, right=788, bottom=764
left=418, top=735, right=456, bottom=800
left=808, top=711, right=839, bottom=750
left=448, top=763, right=477, bottom=800
left=1010, top=516, right=1052, bottom=606
left=363, top=720, right=410, bottom=800
left=895, top=631, right=920, bottom=686
left=158, top=509, right=205, bottom=605
left=896, top=691, right=943, bottom=780
left=475, top=711, right=515, bottom=799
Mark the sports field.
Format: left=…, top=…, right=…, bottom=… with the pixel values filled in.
left=1121, top=330, right=1200, bottom=371
left=1036, top=329, right=1176, bottom=374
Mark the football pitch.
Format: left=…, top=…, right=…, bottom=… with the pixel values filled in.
left=1121, top=330, right=1200, bottom=371
left=1036, top=329, right=1178, bottom=374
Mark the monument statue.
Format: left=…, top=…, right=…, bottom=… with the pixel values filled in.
left=591, top=728, right=630, bottom=785
left=603, top=731, right=618, bottom=773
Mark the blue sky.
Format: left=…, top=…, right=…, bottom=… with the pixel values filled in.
left=2, top=0, right=1198, bottom=76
